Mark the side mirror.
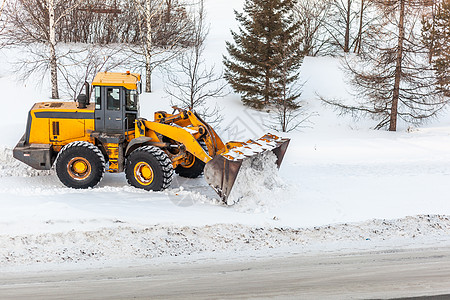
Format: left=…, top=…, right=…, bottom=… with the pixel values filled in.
left=137, top=81, right=142, bottom=94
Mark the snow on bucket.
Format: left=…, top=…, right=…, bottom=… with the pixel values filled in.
left=204, top=134, right=290, bottom=204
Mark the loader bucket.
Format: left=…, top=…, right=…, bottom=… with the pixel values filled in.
left=204, top=134, right=290, bottom=204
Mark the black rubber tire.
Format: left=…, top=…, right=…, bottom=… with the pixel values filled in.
left=55, top=141, right=105, bottom=189
left=175, top=155, right=205, bottom=178
left=125, top=146, right=174, bottom=191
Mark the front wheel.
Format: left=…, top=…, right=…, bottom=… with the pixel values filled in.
left=125, top=146, right=174, bottom=191
left=55, top=141, right=105, bottom=189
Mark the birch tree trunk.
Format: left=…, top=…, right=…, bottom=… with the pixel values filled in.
left=145, top=0, right=152, bottom=92
left=389, top=0, right=405, bottom=132
left=49, top=0, right=59, bottom=99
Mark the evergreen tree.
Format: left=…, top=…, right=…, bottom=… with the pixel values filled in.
left=422, top=0, right=450, bottom=97
left=223, top=0, right=303, bottom=109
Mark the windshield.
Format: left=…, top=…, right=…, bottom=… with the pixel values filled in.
left=125, top=89, right=139, bottom=111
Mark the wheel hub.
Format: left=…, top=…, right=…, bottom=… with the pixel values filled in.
left=67, top=157, right=91, bottom=180
left=134, top=162, right=154, bottom=185
left=180, top=153, right=195, bottom=168
left=73, top=161, right=88, bottom=173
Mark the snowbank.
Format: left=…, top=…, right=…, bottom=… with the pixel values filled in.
left=2, top=215, right=450, bottom=268
left=0, top=147, right=51, bottom=178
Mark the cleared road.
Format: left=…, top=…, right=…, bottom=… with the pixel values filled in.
left=1, top=248, right=450, bottom=299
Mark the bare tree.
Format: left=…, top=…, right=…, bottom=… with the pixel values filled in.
left=51, top=0, right=191, bottom=47
left=132, top=0, right=193, bottom=92
left=2, top=0, right=83, bottom=99
left=270, top=71, right=311, bottom=133
left=142, top=0, right=162, bottom=92
left=0, top=0, right=7, bottom=34
left=57, top=45, right=130, bottom=100
left=62, top=1, right=130, bottom=44
left=421, top=0, right=442, bottom=63
left=422, top=0, right=450, bottom=97
left=0, top=0, right=5, bottom=16
left=3, top=0, right=195, bottom=97
left=324, top=0, right=357, bottom=52
left=165, top=0, right=227, bottom=123
left=322, top=2, right=448, bottom=131
left=294, top=0, right=332, bottom=56
left=323, top=0, right=379, bottom=54
left=48, top=0, right=59, bottom=98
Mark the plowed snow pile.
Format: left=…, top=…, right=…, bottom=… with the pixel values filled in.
left=0, top=147, right=51, bottom=177
left=2, top=215, right=450, bottom=268
left=227, top=151, right=288, bottom=212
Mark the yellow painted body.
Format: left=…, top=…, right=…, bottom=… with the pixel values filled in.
left=28, top=102, right=95, bottom=151
left=92, top=72, right=141, bottom=90
left=144, top=121, right=212, bottom=163
left=103, top=142, right=123, bottom=173
left=142, top=109, right=226, bottom=166
left=123, top=109, right=221, bottom=171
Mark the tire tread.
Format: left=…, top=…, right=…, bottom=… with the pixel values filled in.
left=126, top=146, right=173, bottom=190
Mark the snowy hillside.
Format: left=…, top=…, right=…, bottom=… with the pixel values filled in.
left=1, top=0, right=450, bottom=268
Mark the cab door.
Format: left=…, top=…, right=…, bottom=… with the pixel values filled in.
left=104, top=87, right=123, bottom=133
left=94, top=86, right=124, bottom=133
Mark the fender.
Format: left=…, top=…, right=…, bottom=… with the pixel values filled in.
left=125, top=136, right=153, bottom=157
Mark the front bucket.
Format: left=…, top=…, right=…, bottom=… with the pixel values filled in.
left=204, top=134, right=290, bottom=203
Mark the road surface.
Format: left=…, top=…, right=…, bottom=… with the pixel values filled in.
left=1, top=248, right=450, bottom=299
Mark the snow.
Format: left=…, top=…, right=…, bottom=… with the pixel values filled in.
left=180, top=126, right=198, bottom=135
left=1, top=0, right=450, bottom=269
left=3, top=215, right=450, bottom=271
left=0, top=147, right=50, bottom=177
left=224, top=138, right=279, bottom=160
left=227, top=151, right=288, bottom=209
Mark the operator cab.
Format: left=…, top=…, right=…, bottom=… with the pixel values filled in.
left=91, top=72, right=142, bottom=134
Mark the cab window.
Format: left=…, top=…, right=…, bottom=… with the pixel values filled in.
left=125, top=89, right=138, bottom=111
left=107, top=88, right=120, bottom=111
left=94, top=86, right=101, bottom=110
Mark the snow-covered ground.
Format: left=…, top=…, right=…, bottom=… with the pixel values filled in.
left=1, top=0, right=450, bottom=269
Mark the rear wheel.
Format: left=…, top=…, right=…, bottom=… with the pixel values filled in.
left=55, top=141, right=105, bottom=189
left=175, top=153, right=205, bottom=178
left=175, top=140, right=207, bottom=179
left=125, top=146, right=173, bottom=191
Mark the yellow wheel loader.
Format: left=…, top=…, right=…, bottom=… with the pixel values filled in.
left=13, top=71, right=290, bottom=203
